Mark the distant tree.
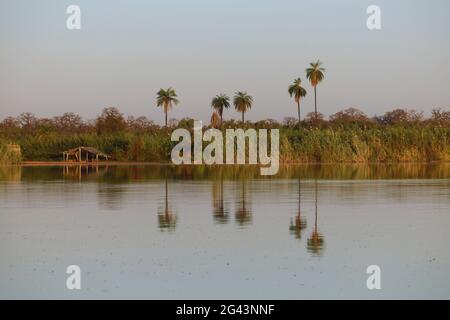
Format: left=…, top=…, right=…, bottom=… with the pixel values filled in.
left=95, top=107, right=127, bottom=134
left=0, top=117, right=20, bottom=130
left=283, top=117, right=298, bottom=128
left=254, top=119, right=280, bottom=129
left=177, top=117, right=195, bottom=129
left=330, top=108, right=371, bottom=125
left=17, top=112, right=38, bottom=133
left=156, top=88, right=179, bottom=127
left=288, top=78, right=307, bottom=126
left=167, top=118, right=179, bottom=128
left=306, top=60, right=325, bottom=117
left=377, top=108, right=424, bottom=125
left=53, top=112, right=83, bottom=132
left=233, top=91, right=253, bottom=123
left=431, top=108, right=450, bottom=124
left=305, top=112, right=325, bottom=122
left=127, top=116, right=158, bottom=132
left=211, top=94, right=230, bottom=125
left=305, top=111, right=326, bottom=127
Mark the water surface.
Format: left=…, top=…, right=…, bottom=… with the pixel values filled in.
left=0, top=164, right=449, bottom=299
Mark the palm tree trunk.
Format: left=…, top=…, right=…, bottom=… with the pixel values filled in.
left=314, top=86, right=317, bottom=118
left=242, top=112, right=244, bottom=123
left=165, top=110, right=168, bottom=128
left=297, top=101, right=301, bottom=128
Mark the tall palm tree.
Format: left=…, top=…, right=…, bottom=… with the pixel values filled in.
left=156, top=88, right=179, bottom=127
left=288, top=78, right=307, bottom=126
left=233, top=91, right=253, bottom=123
left=306, top=60, right=325, bottom=118
left=211, top=94, right=230, bottom=125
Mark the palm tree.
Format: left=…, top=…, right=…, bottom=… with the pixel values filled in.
left=288, top=78, right=307, bottom=126
left=211, top=94, right=230, bottom=125
left=306, top=60, right=325, bottom=118
left=233, top=91, right=253, bottom=123
left=156, top=88, right=179, bottom=127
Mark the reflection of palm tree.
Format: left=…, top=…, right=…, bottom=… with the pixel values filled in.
left=212, top=175, right=229, bottom=224
left=307, top=180, right=325, bottom=256
left=158, top=178, right=177, bottom=231
left=235, top=180, right=252, bottom=226
left=289, top=179, right=307, bottom=239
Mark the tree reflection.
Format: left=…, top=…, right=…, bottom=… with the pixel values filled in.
left=289, top=179, right=307, bottom=239
left=157, top=178, right=177, bottom=231
left=307, top=180, right=325, bottom=256
left=235, top=180, right=252, bottom=227
left=212, top=175, right=229, bottom=224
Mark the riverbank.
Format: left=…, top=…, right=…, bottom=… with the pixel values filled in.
left=2, top=115, right=450, bottom=164
left=16, top=160, right=450, bottom=167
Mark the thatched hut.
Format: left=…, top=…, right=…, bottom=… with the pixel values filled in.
left=62, top=147, right=109, bottom=162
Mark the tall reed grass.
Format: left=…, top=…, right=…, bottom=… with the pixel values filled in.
left=2, top=125, right=449, bottom=163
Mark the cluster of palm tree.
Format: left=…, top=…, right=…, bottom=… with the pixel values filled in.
left=289, top=60, right=326, bottom=125
left=156, top=60, right=325, bottom=128
left=210, top=92, right=253, bottom=127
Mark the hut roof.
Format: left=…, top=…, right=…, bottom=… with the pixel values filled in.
left=63, top=146, right=109, bottom=158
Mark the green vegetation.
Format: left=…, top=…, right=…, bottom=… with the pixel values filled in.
left=0, top=139, right=22, bottom=164
left=0, top=107, right=449, bottom=163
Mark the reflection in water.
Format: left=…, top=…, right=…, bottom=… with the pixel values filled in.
left=289, top=179, right=307, bottom=239
left=2, top=163, right=450, bottom=182
left=307, top=180, right=325, bottom=256
left=212, top=175, right=229, bottom=224
left=62, top=165, right=108, bottom=182
left=235, top=180, right=252, bottom=227
left=157, top=179, right=177, bottom=231
left=2, top=164, right=450, bottom=299
left=98, top=183, right=126, bottom=211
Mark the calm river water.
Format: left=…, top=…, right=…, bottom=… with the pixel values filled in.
left=0, top=164, right=449, bottom=299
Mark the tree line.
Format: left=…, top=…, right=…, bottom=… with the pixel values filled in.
left=1, top=106, right=449, bottom=137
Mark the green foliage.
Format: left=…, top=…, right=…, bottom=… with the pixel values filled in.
left=0, top=107, right=449, bottom=163
left=1, top=125, right=448, bottom=163
left=0, top=139, right=22, bottom=164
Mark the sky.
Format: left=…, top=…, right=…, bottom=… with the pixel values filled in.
left=0, top=0, right=449, bottom=124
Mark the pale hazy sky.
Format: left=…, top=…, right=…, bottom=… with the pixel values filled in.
left=1, top=0, right=449, bottom=124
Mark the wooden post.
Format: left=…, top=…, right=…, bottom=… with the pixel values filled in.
left=79, top=147, right=82, bottom=163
